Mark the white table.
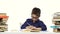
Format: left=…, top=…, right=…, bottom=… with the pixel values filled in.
left=0, top=31, right=60, bottom=34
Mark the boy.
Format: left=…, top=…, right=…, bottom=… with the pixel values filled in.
left=21, top=7, right=47, bottom=31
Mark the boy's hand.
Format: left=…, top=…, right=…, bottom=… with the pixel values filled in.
left=31, top=27, right=42, bottom=31
left=26, top=26, right=36, bottom=29
left=26, top=26, right=41, bottom=32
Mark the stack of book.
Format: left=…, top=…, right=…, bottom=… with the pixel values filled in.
left=52, top=12, right=60, bottom=32
left=0, top=13, right=9, bottom=32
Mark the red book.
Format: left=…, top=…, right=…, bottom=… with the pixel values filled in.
left=0, top=16, right=9, bottom=18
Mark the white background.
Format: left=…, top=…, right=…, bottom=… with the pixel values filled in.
left=0, top=0, right=60, bottom=32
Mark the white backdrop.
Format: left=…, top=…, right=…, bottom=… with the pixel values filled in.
left=0, top=0, right=60, bottom=32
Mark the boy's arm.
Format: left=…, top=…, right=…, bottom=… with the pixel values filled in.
left=39, top=21, right=47, bottom=31
left=21, top=22, right=28, bottom=29
left=21, top=20, right=29, bottom=29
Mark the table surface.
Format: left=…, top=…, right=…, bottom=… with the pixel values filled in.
left=0, top=29, right=60, bottom=34
left=0, top=31, right=60, bottom=34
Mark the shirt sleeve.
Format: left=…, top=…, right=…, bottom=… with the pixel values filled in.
left=21, top=19, right=29, bottom=29
left=39, top=21, right=47, bottom=31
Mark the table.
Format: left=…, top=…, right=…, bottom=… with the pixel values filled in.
left=0, top=31, right=60, bottom=34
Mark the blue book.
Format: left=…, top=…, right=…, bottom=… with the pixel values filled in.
left=51, top=26, right=60, bottom=28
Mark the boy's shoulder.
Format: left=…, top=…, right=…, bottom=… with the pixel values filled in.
left=26, top=18, right=32, bottom=21
left=38, top=20, right=44, bottom=23
left=39, top=20, right=43, bottom=22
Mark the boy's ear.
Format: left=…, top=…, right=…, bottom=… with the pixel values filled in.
left=39, top=16, right=40, bottom=17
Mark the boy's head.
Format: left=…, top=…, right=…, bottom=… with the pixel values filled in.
left=31, top=7, right=41, bottom=21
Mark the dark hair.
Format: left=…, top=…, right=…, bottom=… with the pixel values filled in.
left=31, top=7, right=41, bottom=17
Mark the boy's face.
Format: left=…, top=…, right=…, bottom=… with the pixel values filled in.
left=31, top=14, right=39, bottom=22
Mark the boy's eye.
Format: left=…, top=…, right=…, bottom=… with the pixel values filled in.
left=32, top=17, right=39, bottom=19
